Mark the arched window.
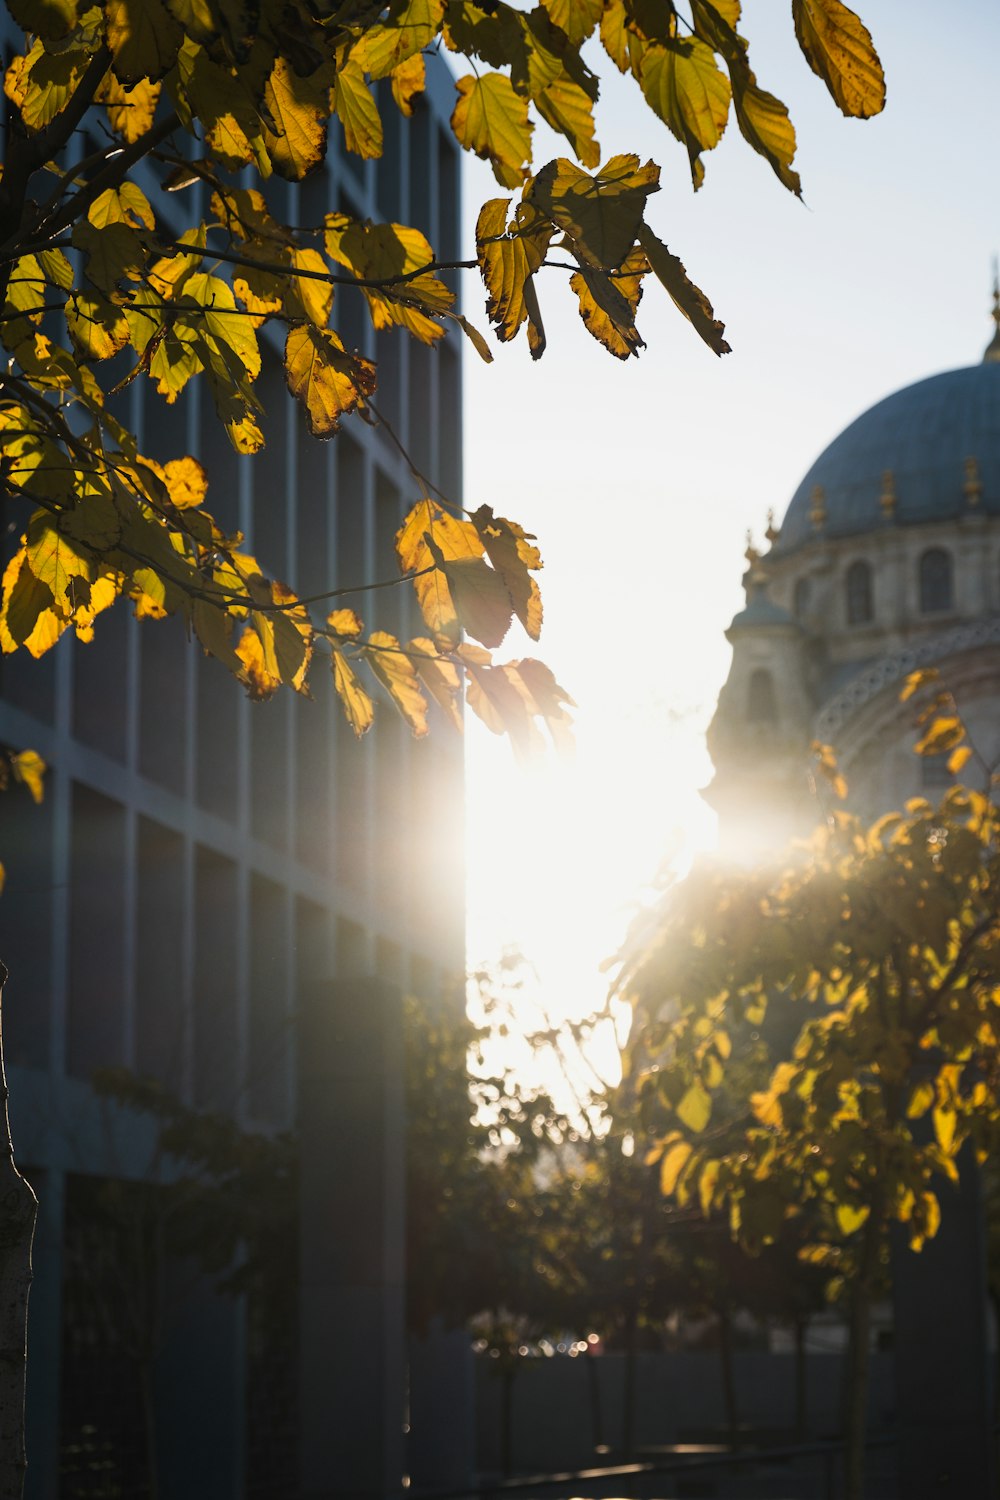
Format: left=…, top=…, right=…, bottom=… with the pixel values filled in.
left=919, top=548, right=953, bottom=613
left=747, top=668, right=777, bottom=725
left=793, top=577, right=811, bottom=619
left=846, top=561, right=873, bottom=625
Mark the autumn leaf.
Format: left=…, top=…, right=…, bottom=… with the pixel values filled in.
left=527, top=154, right=659, bottom=270
left=475, top=197, right=553, bottom=347
left=284, top=324, right=376, bottom=437
left=424, top=534, right=514, bottom=649
left=409, top=637, right=463, bottom=730
left=470, top=504, right=543, bottom=639
left=396, top=499, right=484, bottom=640
left=10, top=749, right=46, bottom=804
left=106, top=0, right=183, bottom=84
left=451, top=73, right=533, bottom=188
left=636, top=224, right=729, bottom=355
left=792, top=0, right=885, bottom=119
left=363, top=630, right=429, bottom=736
left=332, top=59, right=384, bottom=161
left=332, top=648, right=376, bottom=735
left=676, top=1080, right=712, bottom=1133
left=639, top=38, right=731, bottom=189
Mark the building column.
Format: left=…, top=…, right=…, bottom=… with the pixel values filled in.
left=298, top=977, right=406, bottom=1499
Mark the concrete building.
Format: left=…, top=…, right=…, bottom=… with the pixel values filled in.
left=706, top=303, right=1000, bottom=1495
left=0, top=58, right=464, bottom=1500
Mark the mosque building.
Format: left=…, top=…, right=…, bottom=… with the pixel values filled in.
left=707, top=294, right=1000, bottom=858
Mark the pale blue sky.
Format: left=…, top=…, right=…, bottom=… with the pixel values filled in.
left=460, top=2, right=1000, bottom=1038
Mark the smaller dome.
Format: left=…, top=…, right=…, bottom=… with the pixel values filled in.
left=777, top=362, right=1000, bottom=552
left=728, top=591, right=796, bottom=634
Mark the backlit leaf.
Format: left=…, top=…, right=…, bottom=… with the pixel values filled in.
left=396, top=499, right=483, bottom=640
left=97, top=72, right=161, bottom=142
left=835, top=1202, right=869, bottom=1236
left=391, top=52, right=426, bottom=116
left=471, top=504, right=543, bottom=639
left=424, top=535, right=514, bottom=649
left=639, top=38, right=731, bottom=189
left=10, top=749, right=46, bottom=804
left=676, top=1080, right=711, bottom=1133
left=333, top=59, right=384, bottom=161
left=730, top=61, right=801, bottom=196
left=364, top=630, right=429, bottom=736
left=332, top=648, right=375, bottom=735
left=475, top=197, right=553, bottom=345
left=636, top=224, right=730, bottom=355
left=660, top=1139, right=692, bottom=1195
left=409, top=638, right=463, bottom=730
left=284, top=324, right=377, bottom=437
left=527, top=154, right=659, bottom=269
left=792, top=0, right=885, bottom=119
left=451, top=73, right=533, bottom=189
left=569, top=253, right=646, bottom=359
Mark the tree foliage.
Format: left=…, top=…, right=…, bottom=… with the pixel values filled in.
left=0, top=0, right=883, bottom=750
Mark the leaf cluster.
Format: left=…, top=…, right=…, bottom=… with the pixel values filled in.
left=620, top=788, right=1000, bottom=1276
left=0, top=0, right=883, bottom=750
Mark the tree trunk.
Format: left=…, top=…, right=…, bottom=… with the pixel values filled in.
left=794, top=1314, right=807, bottom=1441
left=843, top=1209, right=881, bottom=1500
left=718, top=1304, right=739, bottom=1448
left=0, top=964, right=38, bottom=1500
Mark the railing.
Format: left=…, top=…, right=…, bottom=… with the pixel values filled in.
left=411, top=1432, right=898, bottom=1500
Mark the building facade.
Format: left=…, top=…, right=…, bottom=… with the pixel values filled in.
left=0, top=58, right=464, bottom=1500
left=708, top=307, right=1000, bottom=856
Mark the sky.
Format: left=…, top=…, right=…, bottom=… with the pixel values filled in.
left=458, top=1, right=1000, bottom=1066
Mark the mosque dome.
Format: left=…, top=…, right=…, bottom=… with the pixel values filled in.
left=776, top=359, right=1000, bottom=553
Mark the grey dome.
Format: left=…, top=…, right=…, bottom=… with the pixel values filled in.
left=777, top=362, right=1000, bottom=552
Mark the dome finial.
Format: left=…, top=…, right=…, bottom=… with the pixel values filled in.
left=984, top=256, right=1000, bottom=363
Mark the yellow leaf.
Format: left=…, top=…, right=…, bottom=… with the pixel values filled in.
left=900, top=666, right=939, bottom=702
left=835, top=1202, right=869, bottom=1236
left=451, top=73, right=532, bottom=189
left=332, top=648, right=375, bottom=735
left=921, top=1191, right=941, bottom=1242
left=161, top=456, right=208, bottom=510
left=236, top=624, right=281, bottom=700
left=933, top=1106, right=957, bottom=1154
left=424, top=541, right=514, bottom=649
left=327, top=608, right=364, bottom=638
left=660, top=1139, right=692, bottom=1196
left=10, top=750, right=46, bottom=804
left=676, top=1080, right=711, bottom=1133
left=535, top=77, right=600, bottom=169
left=540, top=0, right=603, bottom=48
left=906, top=1079, right=934, bottom=1119
left=636, top=224, right=730, bottom=355
left=639, top=37, right=731, bottom=189
left=391, top=52, right=426, bottom=116
left=947, top=744, right=974, bottom=776
left=363, top=631, right=429, bottom=736
left=698, top=1158, right=720, bottom=1215
left=89, top=182, right=155, bottom=231
left=475, top=197, right=552, bottom=345
left=97, top=72, right=161, bottom=142
left=353, top=0, right=444, bottom=79
left=332, top=59, right=384, bottom=161
left=284, top=324, right=376, bottom=437
left=470, top=504, right=543, bottom=639
left=288, top=248, right=334, bottom=328
left=508, top=658, right=575, bottom=753
left=569, top=253, right=645, bottom=360
left=324, top=215, right=451, bottom=344
left=730, top=62, right=801, bottom=196
left=409, top=638, right=463, bottom=731
left=396, top=499, right=483, bottom=640
left=106, top=0, right=182, bottom=84
left=527, top=154, right=659, bottom=270
left=4, top=38, right=86, bottom=131
left=66, top=290, right=130, bottom=360
left=263, top=56, right=330, bottom=179
left=914, top=715, right=965, bottom=758
left=792, top=0, right=885, bottom=119
left=0, top=550, right=64, bottom=658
